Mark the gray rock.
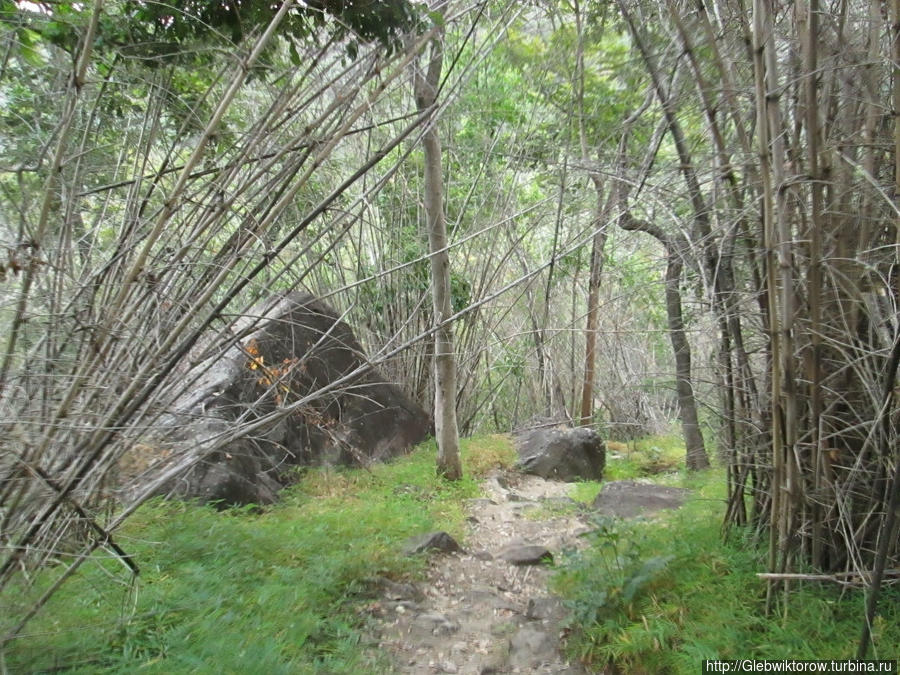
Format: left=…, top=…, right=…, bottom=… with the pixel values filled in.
left=370, top=576, right=423, bottom=602
left=479, top=645, right=510, bottom=674
left=508, top=625, right=556, bottom=670
left=131, top=292, right=431, bottom=506
left=540, top=496, right=581, bottom=509
left=497, top=544, right=553, bottom=566
left=526, top=596, right=564, bottom=621
left=592, top=480, right=690, bottom=518
left=462, top=583, right=501, bottom=603
left=461, top=585, right=520, bottom=612
left=513, top=427, right=605, bottom=482
left=495, top=473, right=512, bottom=489
left=480, top=658, right=506, bottom=674
left=414, top=612, right=459, bottom=636
left=403, top=531, right=464, bottom=556
left=466, top=498, right=497, bottom=507
left=387, top=600, right=421, bottom=613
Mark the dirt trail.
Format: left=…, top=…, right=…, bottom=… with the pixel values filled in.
left=368, top=471, right=594, bottom=674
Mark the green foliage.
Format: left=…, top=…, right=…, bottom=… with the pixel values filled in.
left=3, top=0, right=421, bottom=63
left=554, top=516, right=673, bottom=639
left=449, top=272, right=471, bottom=313
left=122, top=0, right=418, bottom=47
left=604, top=433, right=686, bottom=480
left=354, top=225, right=431, bottom=337
left=569, top=480, right=603, bottom=504
left=501, top=15, right=649, bottom=155
left=459, top=433, right=518, bottom=476
left=555, top=470, right=900, bottom=672
left=2, top=443, right=483, bottom=673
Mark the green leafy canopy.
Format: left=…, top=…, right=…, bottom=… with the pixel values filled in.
left=1, top=0, right=424, bottom=63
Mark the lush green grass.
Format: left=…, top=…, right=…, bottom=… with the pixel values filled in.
left=2, top=438, right=511, bottom=674
left=603, top=433, right=686, bottom=480
left=6, top=433, right=895, bottom=674
left=554, top=450, right=900, bottom=673
left=567, top=432, right=687, bottom=506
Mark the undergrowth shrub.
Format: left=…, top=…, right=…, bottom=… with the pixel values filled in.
left=555, top=470, right=900, bottom=673
left=1, top=442, right=486, bottom=673
left=554, top=515, right=673, bottom=671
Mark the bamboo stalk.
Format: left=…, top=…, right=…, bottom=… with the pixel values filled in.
left=753, top=0, right=785, bottom=612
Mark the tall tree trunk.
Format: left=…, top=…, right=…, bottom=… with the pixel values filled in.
left=570, top=0, right=607, bottom=427
left=620, top=213, right=710, bottom=470
left=414, top=12, right=462, bottom=480
left=801, top=0, right=826, bottom=569
left=618, top=0, right=720, bottom=471
left=580, top=210, right=607, bottom=426
left=664, top=247, right=709, bottom=471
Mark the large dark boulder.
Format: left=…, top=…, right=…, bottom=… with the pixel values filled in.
left=513, top=426, right=605, bottom=482
left=132, top=292, right=430, bottom=505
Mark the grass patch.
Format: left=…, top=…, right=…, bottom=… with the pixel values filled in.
left=570, top=480, right=603, bottom=504
left=2, top=443, right=483, bottom=674
left=7, top=433, right=892, bottom=674
left=554, top=469, right=900, bottom=673
left=603, top=432, right=685, bottom=480
left=460, top=433, right=518, bottom=477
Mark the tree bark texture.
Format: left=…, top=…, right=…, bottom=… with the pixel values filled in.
left=414, top=21, right=462, bottom=480
left=620, top=213, right=710, bottom=470
left=580, top=220, right=607, bottom=426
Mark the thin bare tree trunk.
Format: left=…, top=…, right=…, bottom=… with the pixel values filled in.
left=664, top=249, right=709, bottom=472
left=801, top=0, right=826, bottom=570
left=618, top=0, right=717, bottom=471
left=570, top=0, right=609, bottom=427
left=857, top=0, right=900, bottom=653
left=753, top=0, right=791, bottom=609
left=620, top=213, right=710, bottom=470
left=414, top=10, right=462, bottom=480
left=580, top=211, right=607, bottom=426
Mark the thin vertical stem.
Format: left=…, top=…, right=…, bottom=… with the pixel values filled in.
left=803, top=0, right=825, bottom=569
left=753, top=0, right=784, bottom=611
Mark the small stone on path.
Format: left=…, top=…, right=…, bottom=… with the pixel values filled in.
left=526, top=595, right=564, bottom=621
left=508, top=625, right=557, bottom=670
left=496, top=543, right=553, bottom=565
left=373, top=577, right=422, bottom=601
left=466, top=498, right=497, bottom=507
left=403, top=531, right=464, bottom=556
left=413, top=611, right=459, bottom=636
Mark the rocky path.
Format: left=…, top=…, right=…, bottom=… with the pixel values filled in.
left=367, top=471, right=594, bottom=674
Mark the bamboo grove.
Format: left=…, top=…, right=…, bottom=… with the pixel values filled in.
left=610, top=0, right=899, bottom=624
left=0, top=0, right=898, bottom=650
left=673, top=0, right=899, bottom=587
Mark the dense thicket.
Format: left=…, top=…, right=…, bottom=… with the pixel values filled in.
left=608, top=0, right=898, bottom=631
left=0, top=0, right=896, bottom=651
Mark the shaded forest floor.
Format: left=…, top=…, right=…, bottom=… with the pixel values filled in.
left=2, top=434, right=898, bottom=673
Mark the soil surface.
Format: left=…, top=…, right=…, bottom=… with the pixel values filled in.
left=365, top=472, right=690, bottom=673
left=365, top=471, right=687, bottom=674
